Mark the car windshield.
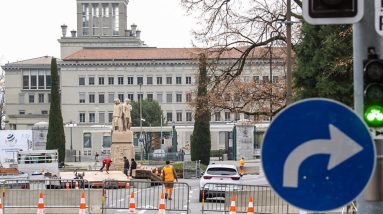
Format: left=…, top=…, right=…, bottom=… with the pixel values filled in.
left=206, top=167, right=237, bottom=176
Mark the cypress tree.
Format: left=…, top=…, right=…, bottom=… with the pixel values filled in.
left=46, top=58, right=66, bottom=163
left=191, top=54, right=211, bottom=165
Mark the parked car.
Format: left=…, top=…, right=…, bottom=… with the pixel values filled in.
left=199, top=164, right=242, bottom=202
left=152, top=149, right=166, bottom=158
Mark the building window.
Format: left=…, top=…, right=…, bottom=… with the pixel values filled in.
left=99, top=93, right=105, bottom=103
left=186, top=76, right=192, bottom=84
left=273, top=76, right=279, bottom=83
left=19, top=93, right=25, bottom=104
left=118, top=76, right=124, bottom=85
left=41, top=110, right=48, bottom=115
left=89, top=93, right=95, bottom=103
left=186, top=112, right=192, bottom=122
left=156, top=93, right=163, bottom=103
left=29, top=94, right=35, bottom=103
left=137, top=77, right=143, bottom=85
left=89, top=76, right=95, bottom=85
left=167, top=112, right=173, bottom=122
left=112, top=4, right=119, bottom=35
left=127, top=93, right=134, bottom=101
left=31, top=75, right=37, bottom=89
left=23, top=75, right=29, bottom=89
left=48, top=93, right=51, bottom=103
left=176, top=77, right=182, bottom=84
left=176, top=112, right=182, bottom=122
left=79, top=93, right=85, bottom=103
left=235, top=113, right=240, bottom=121
left=38, top=74, right=45, bottom=89
left=262, top=76, right=269, bottom=83
left=99, top=112, right=105, bottom=124
left=79, top=77, right=85, bottom=85
left=225, top=93, right=231, bottom=102
left=108, top=112, right=113, bottom=123
left=244, top=113, right=250, bottom=120
left=215, top=112, right=221, bottom=121
left=80, top=112, right=86, bottom=123
left=138, top=93, right=143, bottom=101
left=108, top=77, right=114, bottom=85
left=176, top=93, right=182, bottom=102
left=89, top=112, right=96, bottom=123
left=147, top=93, right=153, bottom=101
left=82, top=4, right=90, bottom=36
left=127, top=76, right=134, bottom=85
left=118, top=93, right=124, bottom=102
left=166, top=76, right=172, bottom=84
left=83, top=132, right=92, bottom=148
left=157, top=77, right=162, bottom=85
left=103, top=135, right=112, bottom=148
left=147, top=76, right=153, bottom=85
left=38, top=94, right=44, bottom=103
left=108, top=93, right=114, bottom=103
left=225, top=112, right=231, bottom=121
left=253, top=76, right=260, bottom=83
left=186, top=93, right=192, bottom=102
left=243, top=76, right=250, bottom=82
left=99, top=77, right=105, bottom=85
left=46, top=75, right=51, bottom=89
left=19, top=110, right=25, bottom=115
left=166, top=93, right=172, bottom=103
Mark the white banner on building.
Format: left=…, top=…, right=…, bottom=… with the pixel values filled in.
left=0, top=130, right=32, bottom=165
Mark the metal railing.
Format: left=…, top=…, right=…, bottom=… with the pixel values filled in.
left=102, top=180, right=190, bottom=213
left=183, top=160, right=201, bottom=179
left=0, top=179, right=91, bottom=208
left=201, top=183, right=290, bottom=214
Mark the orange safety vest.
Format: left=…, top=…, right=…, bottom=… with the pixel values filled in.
left=163, top=165, right=175, bottom=182
left=239, top=159, right=245, bottom=167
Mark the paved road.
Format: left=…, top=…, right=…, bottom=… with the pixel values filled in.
left=106, top=174, right=267, bottom=214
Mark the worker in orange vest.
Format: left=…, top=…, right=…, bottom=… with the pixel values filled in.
left=162, top=160, right=178, bottom=200
left=239, top=157, right=245, bottom=176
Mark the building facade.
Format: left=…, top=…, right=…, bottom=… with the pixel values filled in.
left=2, top=0, right=285, bottom=159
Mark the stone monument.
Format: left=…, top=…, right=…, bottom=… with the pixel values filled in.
left=111, top=98, right=134, bottom=170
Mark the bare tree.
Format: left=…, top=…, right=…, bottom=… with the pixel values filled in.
left=181, top=0, right=302, bottom=119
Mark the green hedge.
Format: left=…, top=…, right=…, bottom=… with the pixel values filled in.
left=151, top=162, right=207, bottom=178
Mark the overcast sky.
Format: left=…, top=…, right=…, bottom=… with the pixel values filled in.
left=0, top=0, right=197, bottom=65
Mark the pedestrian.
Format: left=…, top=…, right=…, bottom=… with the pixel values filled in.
left=95, top=152, right=99, bottom=162
left=100, top=157, right=112, bottom=174
left=181, top=149, right=185, bottom=161
left=130, top=158, right=137, bottom=177
left=162, top=160, right=178, bottom=200
left=239, top=157, right=245, bottom=176
left=123, top=156, right=130, bottom=176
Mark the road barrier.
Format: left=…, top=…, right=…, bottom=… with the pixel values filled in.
left=183, top=160, right=201, bottom=179
left=201, top=183, right=290, bottom=214
left=102, top=180, right=190, bottom=213
left=0, top=179, right=103, bottom=213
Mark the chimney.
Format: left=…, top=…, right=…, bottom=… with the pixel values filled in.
left=131, top=24, right=137, bottom=36
left=136, top=30, right=141, bottom=39
left=125, top=30, right=132, bottom=37
left=71, top=30, right=77, bottom=37
left=61, top=24, right=68, bottom=37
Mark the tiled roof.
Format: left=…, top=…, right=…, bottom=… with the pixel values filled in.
left=64, top=47, right=287, bottom=61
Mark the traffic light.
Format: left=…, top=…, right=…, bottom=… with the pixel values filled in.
left=303, top=0, right=363, bottom=25
left=364, top=48, right=383, bottom=127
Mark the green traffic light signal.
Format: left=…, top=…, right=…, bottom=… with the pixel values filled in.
left=364, top=105, right=383, bottom=127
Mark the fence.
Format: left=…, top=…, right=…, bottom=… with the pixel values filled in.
left=102, top=180, right=190, bottom=213
left=183, top=160, right=201, bottom=179
left=201, top=183, right=290, bottom=214
left=0, top=179, right=103, bottom=213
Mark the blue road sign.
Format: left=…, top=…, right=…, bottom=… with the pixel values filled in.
left=262, top=98, right=375, bottom=212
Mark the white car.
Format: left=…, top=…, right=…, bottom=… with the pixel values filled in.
left=199, top=164, right=242, bottom=202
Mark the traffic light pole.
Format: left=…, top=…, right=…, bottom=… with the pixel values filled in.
left=354, top=0, right=383, bottom=212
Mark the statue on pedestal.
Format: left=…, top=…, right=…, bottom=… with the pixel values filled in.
left=112, top=99, right=123, bottom=132
left=122, top=98, right=132, bottom=131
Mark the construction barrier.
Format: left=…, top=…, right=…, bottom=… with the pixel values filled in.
left=183, top=160, right=201, bottom=179
left=201, top=183, right=290, bottom=214
left=0, top=179, right=102, bottom=214
left=102, top=180, right=190, bottom=213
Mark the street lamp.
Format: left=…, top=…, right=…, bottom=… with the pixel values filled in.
left=65, top=121, right=77, bottom=160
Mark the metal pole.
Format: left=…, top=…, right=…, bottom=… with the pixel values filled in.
left=160, top=117, right=163, bottom=150
left=354, top=0, right=383, bottom=212
left=70, top=121, right=73, bottom=151
left=139, top=83, right=143, bottom=161
left=286, top=0, right=293, bottom=105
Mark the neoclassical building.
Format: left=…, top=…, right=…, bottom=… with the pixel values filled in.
left=2, top=0, right=285, bottom=158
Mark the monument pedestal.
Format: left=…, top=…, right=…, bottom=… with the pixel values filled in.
left=111, top=131, right=134, bottom=170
